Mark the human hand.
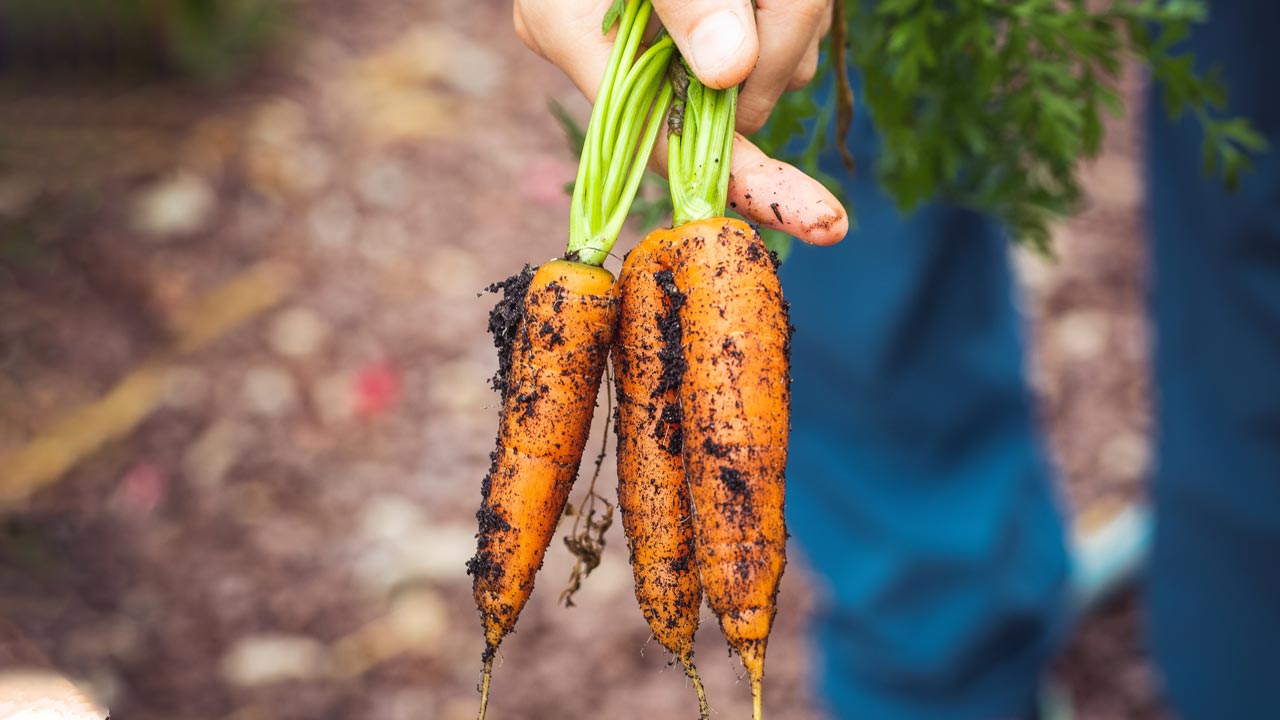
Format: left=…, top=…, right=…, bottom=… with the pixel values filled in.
left=515, top=0, right=847, bottom=245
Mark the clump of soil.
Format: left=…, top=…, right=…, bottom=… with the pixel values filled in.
left=484, top=265, right=535, bottom=397
left=653, top=268, right=686, bottom=454
left=653, top=269, right=686, bottom=397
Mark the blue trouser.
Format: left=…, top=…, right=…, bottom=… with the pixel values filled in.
left=782, top=1, right=1280, bottom=718
left=1145, top=2, right=1280, bottom=718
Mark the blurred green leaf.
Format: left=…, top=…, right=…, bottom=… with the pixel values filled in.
left=549, top=100, right=588, bottom=156
left=749, top=0, right=1269, bottom=249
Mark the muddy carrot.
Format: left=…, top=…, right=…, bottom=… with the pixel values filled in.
left=468, top=2, right=674, bottom=717
left=625, top=216, right=790, bottom=720
left=469, top=260, right=616, bottom=715
left=613, top=242, right=708, bottom=718
left=633, top=58, right=792, bottom=720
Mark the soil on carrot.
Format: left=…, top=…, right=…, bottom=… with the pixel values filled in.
left=653, top=269, right=687, bottom=397
left=469, top=458, right=512, bottom=596
left=652, top=267, right=687, bottom=457
left=718, top=467, right=748, bottom=496
left=485, top=265, right=536, bottom=397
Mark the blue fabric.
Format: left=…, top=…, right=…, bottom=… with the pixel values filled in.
left=783, top=1, right=1280, bottom=717
left=1145, top=2, right=1280, bottom=718
left=781, top=75, right=1070, bottom=719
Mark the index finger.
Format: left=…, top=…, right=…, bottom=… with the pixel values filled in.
left=727, top=134, right=847, bottom=245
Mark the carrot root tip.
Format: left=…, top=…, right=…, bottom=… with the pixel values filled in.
left=477, top=653, right=495, bottom=720
left=750, top=673, right=763, bottom=720
left=680, top=656, right=710, bottom=720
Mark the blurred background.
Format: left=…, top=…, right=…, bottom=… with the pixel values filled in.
left=0, top=0, right=1156, bottom=718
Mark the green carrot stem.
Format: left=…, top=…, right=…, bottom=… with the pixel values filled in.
left=668, top=58, right=737, bottom=226
left=566, top=1, right=672, bottom=266
left=603, top=80, right=674, bottom=240
left=604, top=38, right=675, bottom=206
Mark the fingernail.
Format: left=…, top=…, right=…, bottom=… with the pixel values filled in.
left=688, top=10, right=747, bottom=84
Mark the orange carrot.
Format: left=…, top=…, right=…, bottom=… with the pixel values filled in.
left=624, top=217, right=791, bottom=719
left=468, top=260, right=616, bottom=717
left=469, top=3, right=675, bottom=715
left=613, top=241, right=709, bottom=717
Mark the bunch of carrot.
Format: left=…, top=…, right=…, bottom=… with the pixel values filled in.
left=469, top=3, right=791, bottom=718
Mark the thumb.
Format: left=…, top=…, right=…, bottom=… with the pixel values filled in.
left=515, top=0, right=615, bottom=102
left=653, top=0, right=759, bottom=89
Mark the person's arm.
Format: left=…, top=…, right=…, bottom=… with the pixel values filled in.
left=515, top=0, right=847, bottom=246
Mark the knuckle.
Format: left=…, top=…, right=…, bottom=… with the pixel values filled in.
left=735, top=99, right=769, bottom=135
left=790, top=0, right=829, bottom=25
left=788, top=57, right=819, bottom=90
left=513, top=6, right=537, bottom=52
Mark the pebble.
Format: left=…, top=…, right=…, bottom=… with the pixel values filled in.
left=357, top=494, right=428, bottom=545
left=248, top=99, right=308, bottom=148
left=1053, top=309, right=1109, bottom=361
left=427, top=360, right=490, bottom=414
left=447, top=42, right=502, bottom=98
left=220, top=634, right=330, bottom=687
left=357, top=160, right=413, bottom=210
left=251, top=145, right=332, bottom=200
left=331, top=587, right=450, bottom=680
left=385, top=588, right=448, bottom=645
left=1086, top=155, right=1141, bottom=210
left=268, top=306, right=331, bottom=360
left=391, top=26, right=502, bottom=98
left=292, top=143, right=334, bottom=197
left=241, top=364, right=298, bottom=418
left=421, top=245, right=481, bottom=298
left=1013, top=247, right=1054, bottom=296
left=131, top=172, right=215, bottom=238
left=1100, top=431, right=1150, bottom=479
left=350, top=494, right=475, bottom=592
left=183, top=419, right=251, bottom=490
left=404, top=524, right=474, bottom=586
left=439, top=697, right=481, bottom=720
left=307, top=193, right=359, bottom=252
left=379, top=689, right=442, bottom=720
left=357, top=216, right=410, bottom=267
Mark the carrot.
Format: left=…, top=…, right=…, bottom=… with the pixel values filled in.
left=469, top=2, right=675, bottom=716
left=617, top=57, right=790, bottom=719
left=469, top=259, right=616, bottom=715
left=624, top=216, right=790, bottom=720
left=613, top=242, right=709, bottom=718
